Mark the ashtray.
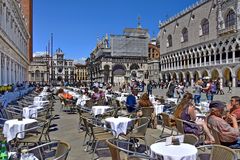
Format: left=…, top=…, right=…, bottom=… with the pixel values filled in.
left=172, top=138, right=180, bottom=145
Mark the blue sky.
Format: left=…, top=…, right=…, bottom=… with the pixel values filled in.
left=33, top=0, right=197, bottom=61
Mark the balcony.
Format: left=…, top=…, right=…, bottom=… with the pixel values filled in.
left=218, top=25, right=237, bottom=36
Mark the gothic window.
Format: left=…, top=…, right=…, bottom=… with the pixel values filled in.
left=167, top=35, right=172, bottom=47
left=181, top=28, right=188, bottom=42
left=201, top=19, right=209, bottom=35
left=225, top=10, right=236, bottom=28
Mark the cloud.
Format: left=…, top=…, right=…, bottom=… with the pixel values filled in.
left=33, top=51, right=48, bottom=57
left=74, top=57, right=87, bottom=64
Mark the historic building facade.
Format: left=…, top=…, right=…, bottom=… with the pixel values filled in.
left=148, top=38, right=160, bottom=81
left=0, top=0, right=30, bottom=85
left=158, top=0, right=240, bottom=87
left=28, top=54, right=49, bottom=84
left=87, top=27, right=149, bottom=85
left=28, top=61, right=49, bottom=84
left=51, top=48, right=74, bottom=83
left=74, top=63, right=87, bottom=82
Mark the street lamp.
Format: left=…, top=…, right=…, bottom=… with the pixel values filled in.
left=90, top=54, right=95, bottom=89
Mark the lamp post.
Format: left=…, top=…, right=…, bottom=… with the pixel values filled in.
left=90, top=54, right=95, bottom=89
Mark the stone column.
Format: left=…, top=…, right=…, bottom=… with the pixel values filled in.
left=191, top=78, right=194, bottom=87
left=214, top=50, right=217, bottom=65
left=199, top=52, right=202, bottom=67
left=209, top=51, right=211, bottom=66
left=195, top=53, right=198, bottom=67
left=187, top=55, right=190, bottom=68
left=233, top=49, right=235, bottom=63
left=183, top=56, right=186, bottom=68
left=9, top=58, right=11, bottom=84
left=232, top=76, right=236, bottom=88
left=4, top=55, right=7, bottom=84
left=226, top=51, right=229, bottom=64
left=220, top=51, right=222, bottom=64
left=203, top=51, right=206, bottom=66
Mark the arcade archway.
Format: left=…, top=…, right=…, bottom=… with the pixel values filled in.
left=193, top=71, right=200, bottom=82
left=211, top=69, right=219, bottom=80
left=237, top=68, right=240, bottom=87
left=223, top=67, right=232, bottom=86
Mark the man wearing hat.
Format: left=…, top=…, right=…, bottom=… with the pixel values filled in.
left=207, top=101, right=240, bottom=148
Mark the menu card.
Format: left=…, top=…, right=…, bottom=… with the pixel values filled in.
left=165, top=135, right=184, bottom=145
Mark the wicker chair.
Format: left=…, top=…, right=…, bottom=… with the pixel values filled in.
left=106, top=139, right=152, bottom=160
left=155, top=134, right=199, bottom=146
left=25, top=141, right=71, bottom=160
left=159, top=112, right=175, bottom=138
left=197, top=144, right=237, bottom=160
left=121, top=117, right=150, bottom=152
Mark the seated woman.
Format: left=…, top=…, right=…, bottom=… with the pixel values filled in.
left=126, top=89, right=138, bottom=113
left=174, top=93, right=214, bottom=143
left=138, top=93, right=157, bottom=128
left=207, top=101, right=240, bottom=148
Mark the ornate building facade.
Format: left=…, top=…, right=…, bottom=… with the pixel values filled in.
left=87, top=27, right=149, bottom=85
left=74, top=63, right=87, bottom=82
left=0, top=0, right=30, bottom=85
left=148, top=38, right=160, bottom=81
left=28, top=54, right=49, bottom=84
left=158, top=0, right=240, bottom=87
left=51, top=48, right=74, bottom=83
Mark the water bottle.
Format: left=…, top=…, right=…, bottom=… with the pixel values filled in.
left=0, top=140, right=8, bottom=160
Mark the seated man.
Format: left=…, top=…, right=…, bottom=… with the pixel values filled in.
left=126, top=90, right=138, bottom=113
left=227, top=96, right=240, bottom=120
left=207, top=101, right=240, bottom=148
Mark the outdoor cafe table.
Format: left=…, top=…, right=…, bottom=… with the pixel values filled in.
left=105, top=117, right=132, bottom=136
left=166, top=98, right=178, bottom=104
left=150, top=142, right=197, bottom=160
left=22, top=105, right=44, bottom=119
left=92, top=106, right=111, bottom=116
left=153, top=102, right=164, bottom=115
left=3, top=119, right=38, bottom=142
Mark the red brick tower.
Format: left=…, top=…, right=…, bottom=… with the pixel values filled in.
left=20, top=0, right=33, bottom=62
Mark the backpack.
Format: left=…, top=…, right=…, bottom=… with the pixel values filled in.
left=210, top=83, right=217, bottom=94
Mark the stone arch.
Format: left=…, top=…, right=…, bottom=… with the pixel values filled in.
left=185, top=71, right=191, bottom=84
left=193, top=71, right=201, bottom=82
left=35, top=70, right=40, bottom=79
left=211, top=69, right=220, bottom=80
left=172, top=72, right=178, bottom=80
left=201, top=70, right=209, bottom=78
left=236, top=66, right=240, bottom=87
left=223, top=66, right=233, bottom=87
left=178, top=72, right=184, bottom=82
left=130, top=63, right=139, bottom=70
left=103, top=65, right=110, bottom=83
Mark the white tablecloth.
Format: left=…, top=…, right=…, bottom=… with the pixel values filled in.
left=3, top=119, right=38, bottom=142
left=33, top=101, right=49, bottom=107
left=23, top=105, right=43, bottom=119
left=150, top=142, right=197, bottom=160
left=153, top=103, right=164, bottom=115
left=105, top=117, right=132, bottom=136
left=92, top=106, right=111, bottom=116
left=166, top=98, right=178, bottom=104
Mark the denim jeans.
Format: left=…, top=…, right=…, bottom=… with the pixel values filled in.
left=206, top=94, right=213, bottom=102
left=194, top=95, right=201, bottom=104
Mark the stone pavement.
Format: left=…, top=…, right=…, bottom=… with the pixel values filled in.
left=50, top=87, right=239, bottom=160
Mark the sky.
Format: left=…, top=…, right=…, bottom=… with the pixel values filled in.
left=33, top=0, right=197, bottom=62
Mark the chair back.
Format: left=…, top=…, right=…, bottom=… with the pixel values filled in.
left=183, top=134, right=199, bottom=146
left=211, top=145, right=237, bottom=160
left=141, top=107, right=154, bottom=118
left=85, top=99, right=94, bottom=108
left=174, top=118, right=185, bottom=134
left=161, top=112, right=173, bottom=127
left=209, top=125, right=221, bottom=145
left=135, top=117, right=150, bottom=136
left=106, top=139, right=121, bottom=160
left=54, top=141, right=71, bottom=160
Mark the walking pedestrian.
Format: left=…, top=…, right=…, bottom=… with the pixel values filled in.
left=227, top=81, right=232, bottom=93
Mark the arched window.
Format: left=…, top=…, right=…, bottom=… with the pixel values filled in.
left=181, top=28, right=188, bottom=42
left=167, top=35, right=172, bottom=47
left=201, top=19, right=209, bottom=35
left=226, top=10, right=236, bottom=28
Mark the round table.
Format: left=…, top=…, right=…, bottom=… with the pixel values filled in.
left=150, top=142, right=197, bottom=160
left=3, top=119, right=38, bottom=142
left=92, top=106, right=111, bottom=116
left=105, top=117, right=132, bottom=136
left=153, top=103, right=164, bottom=115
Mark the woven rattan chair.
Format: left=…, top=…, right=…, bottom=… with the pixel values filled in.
left=121, top=117, right=150, bottom=152
left=106, top=139, right=152, bottom=160
left=197, top=144, right=237, bottom=160
left=159, top=112, right=175, bottom=138
left=25, top=141, right=71, bottom=160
